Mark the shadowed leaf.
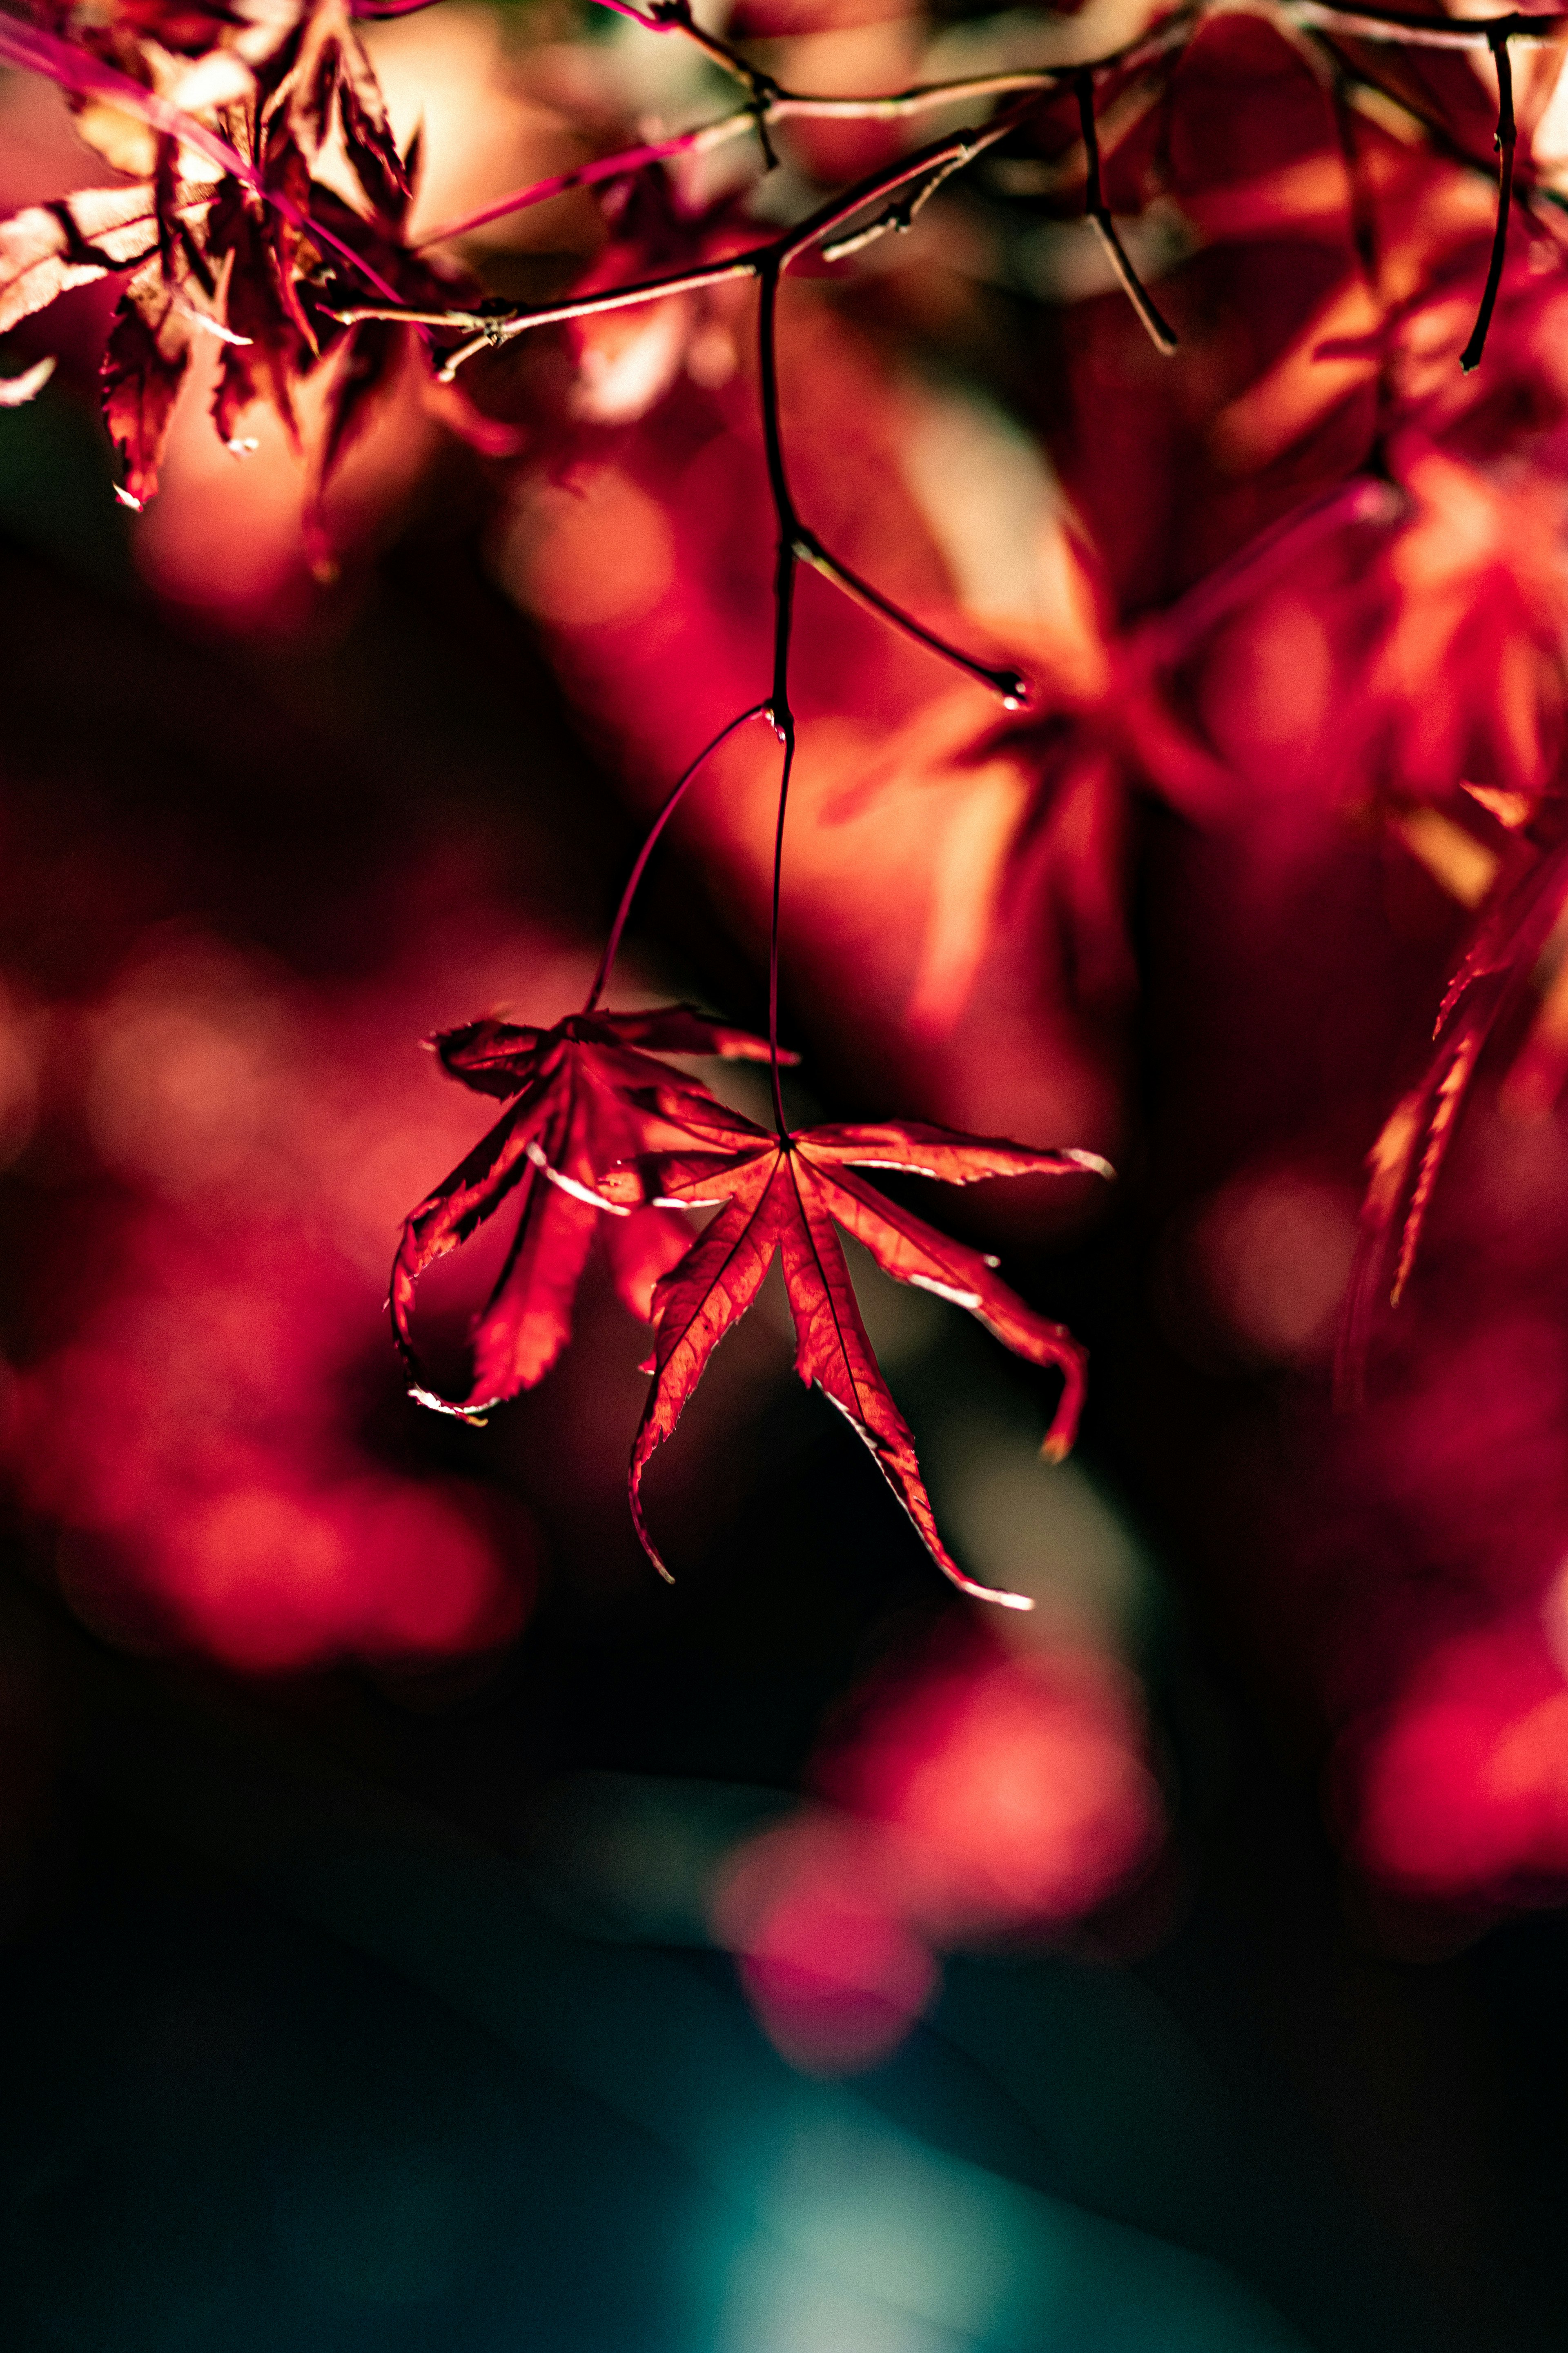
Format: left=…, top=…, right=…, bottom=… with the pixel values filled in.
left=393, top=1007, right=776, bottom=1419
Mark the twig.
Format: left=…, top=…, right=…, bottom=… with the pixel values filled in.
left=413, top=116, right=761, bottom=251
left=1459, top=25, right=1518, bottom=372
left=794, top=530, right=1027, bottom=702
left=818, top=143, right=975, bottom=263
left=340, top=101, right=1040, bottom=347
left=1075, top=68, right=1178, bottom=353
left=413, top=29, right=1202, bottom=251
left=755, top=256, right=798, bottom=1136
left=1285, top=2, right=1568, bottom=52
left=560, top=119, right=1038, bottom=1062
left=583, top=702, right=773, bottom=1012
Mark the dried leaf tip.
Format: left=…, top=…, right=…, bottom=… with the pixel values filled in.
left=406, top=1382, right=489, bottom=1427
left=0, top=355, right=55, bottom=407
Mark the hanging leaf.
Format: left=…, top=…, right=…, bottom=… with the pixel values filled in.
left=392, top=1007, right=780, bottom=1418
left=602, top=1097, right=1110, bottom=1604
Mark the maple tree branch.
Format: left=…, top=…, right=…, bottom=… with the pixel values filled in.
left=490, top=109, right=1039, bottom=1100
left=767, top=721, right=798, bottom=1141
left=354, top=257, right=759, bottom=376
left=1284, top=1, right=1568, bottom=51
left=1075, top=68, right=1178, bottom=354
left=412, top=21, right=1203, bottom=252
left=793, top=530, right=1029, bottom=703
left=817, top=139, right=977, bottom=263
left=343, top=114, right=1025, bottom=351
left=349, top=82, right=1208, bottom=389
left=583, top=700, right=773, bottom=1013
left=595, top=0, right=783, bottom=166
left=1460, top=25, right=1517, bottom=373
left=757, top=257, right=799, bottom=1139
left=412, top=116, right=760, bottom=251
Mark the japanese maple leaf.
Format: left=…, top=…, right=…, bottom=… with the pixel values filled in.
left=0, top=0, right=466, bottom=513
left=601, top=1100, right=1112, bottom=1607
left=392, top=1006, right=777, bottom=1419
left=1339, top=821, right=1568, bottom=1391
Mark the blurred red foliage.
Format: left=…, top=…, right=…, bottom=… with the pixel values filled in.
left=11, top=0, right=1568, bottom=1958
left=714, top=1631, right=1162, bottom=2068
left=0, top=923, right=558, bottom=1667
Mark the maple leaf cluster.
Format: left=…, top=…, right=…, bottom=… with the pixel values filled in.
left=0, top=0, right=465, bottom=518
left=394, top=1004, right=1107, bottom=1603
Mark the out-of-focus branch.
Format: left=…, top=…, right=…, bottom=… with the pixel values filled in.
left=1459, top=24, right=1518, bottom=371
left=343, top=0, right=1568, bottom=375
left=341, top=98, right=1069, bottom=371
left=1075, top=67, right=1177, bottom=352
left=411, top=5, right=1202, bottom=249
left=1287, top=1, right=1568, bottom=52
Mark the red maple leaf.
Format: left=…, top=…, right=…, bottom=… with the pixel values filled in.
left=601, top=1099, right=1112, bottom=1607
left=1339, top=821, right=1568, bottom=1391
left=0, top=0, right=468, bottom=516
left=392, top=1006, right=777, bottom=1419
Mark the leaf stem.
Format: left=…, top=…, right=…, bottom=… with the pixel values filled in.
left=757, top=258, right=798, bottom=1139
left=583, top=701, right=771, bottom=1012
left=1459, top=26, right=1516, bottom=373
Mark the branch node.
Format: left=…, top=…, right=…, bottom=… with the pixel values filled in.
left=1076, top=68, right=1178, bottom=354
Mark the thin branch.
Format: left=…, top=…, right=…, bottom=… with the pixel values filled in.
left=794, top=530, right=1028, bottom=703
left=595, top=0, right=782, bottom=167
left=413, top=114, right=758, bottom=250
left=766, top=714, right=797, bottom=1141
left=403, top=0, right=1568, bottom=264
left=412, top=24, right=1202, bottom=251
left=1285, top=1, right=1568, bottom=51
left=594, top=0, right=768, bottom=91
left=350, top=109, right=1039, bottom=717
left=587, top=131, right=1033, bottom=1081
left=1076, top=68, right=1177, bottom=353
left=1460, top=25, right=1517, bottom=372
left=818, top=143, right=976, bottom=263
left=776, top=99, right=1040, bottom=268
left=757, top=256, right=798, bottom=1138
left=338, top=105, right=1040, bottom=364
left=583, top=701, right=772, bottom=1012
left=401, top=0, right=1568, bottom=265
left=338, top=256, right=761, bottom=376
